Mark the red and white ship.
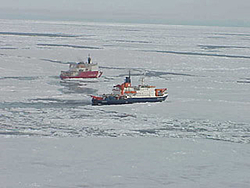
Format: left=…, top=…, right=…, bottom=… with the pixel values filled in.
left=60, top=56, right=102, bottom=80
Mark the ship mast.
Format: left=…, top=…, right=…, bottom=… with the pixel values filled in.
left=125, top=70, right=131, bottom=84
left=140, top=77, right=145, bottom=86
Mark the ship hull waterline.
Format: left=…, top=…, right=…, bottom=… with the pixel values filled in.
left=60, top=71, right=102, bottom=80
left=92, top=94, right=168, bottom=105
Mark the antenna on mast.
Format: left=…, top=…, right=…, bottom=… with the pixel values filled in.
left=139, top=72, right=146, bottom=86
left=140, top=77, right=145, bottom=86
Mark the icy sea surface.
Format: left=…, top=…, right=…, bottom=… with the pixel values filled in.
left=0, top=19, right=249, bottom=142
left=0, top=19, right=250, bottom=187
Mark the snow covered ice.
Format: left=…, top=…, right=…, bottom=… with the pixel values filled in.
left=1, top=137, right=250, bottom=188
left=0, top=19, right=250, bottom=187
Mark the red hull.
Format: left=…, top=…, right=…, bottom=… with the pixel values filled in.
left=60, top=71, right=102, bottom=80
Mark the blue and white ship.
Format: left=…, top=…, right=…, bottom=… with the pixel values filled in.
left=91, top=73, right=168, bottom=105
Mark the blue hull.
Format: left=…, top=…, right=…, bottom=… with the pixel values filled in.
left=92, top=95, right=168, bottom=105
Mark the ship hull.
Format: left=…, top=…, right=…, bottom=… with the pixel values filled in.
left=60, top=71, right=102, bottom=80
left=92, top=94, right=168, bottom=105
